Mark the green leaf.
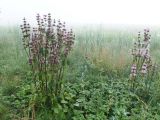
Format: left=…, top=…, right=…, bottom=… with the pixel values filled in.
left=76, top=98, right=85, bottom=103
left=61, top=100, right=68, bottom=104
left=54, top=107, right=59, bottom=114
left=73, top=102, right=80, bottom=107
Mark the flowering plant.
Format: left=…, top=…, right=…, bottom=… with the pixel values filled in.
left=20, top=13, right=75, bottom=97
left=130, top=29, right=156, bottom=92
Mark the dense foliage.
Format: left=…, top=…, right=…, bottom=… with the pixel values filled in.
left=0, top=25, right=160, bottom=120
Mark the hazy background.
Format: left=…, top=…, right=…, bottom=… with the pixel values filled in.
left=0, top=0, right=160, bottom=26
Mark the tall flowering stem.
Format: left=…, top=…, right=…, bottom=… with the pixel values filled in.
left=20, top=13, right=75, bottom=96
left=130, top=29, right=156, bottom=92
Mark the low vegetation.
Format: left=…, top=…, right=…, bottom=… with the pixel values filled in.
left=0, top=14, right=160, bottom=120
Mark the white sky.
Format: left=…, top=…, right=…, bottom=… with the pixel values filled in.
left=0, top=0, right=160, bottom=25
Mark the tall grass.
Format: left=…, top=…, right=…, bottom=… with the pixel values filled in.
left=0, top=26, right=28, bottom=80
left=72, top=26, right=160, bottom=76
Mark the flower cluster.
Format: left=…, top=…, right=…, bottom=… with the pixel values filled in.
left=131, top=30, right=151, bottom=59
left=130, top=64, right=137, bottom=78
left=20, top=18, right=30, bottom=48
left=130, top=29, right=153, bottom=79
left=21, top=13, right=75, bottom=66
left=20, top=13, right=75, bottom=94
left=141, top=63, right=147, bottom=74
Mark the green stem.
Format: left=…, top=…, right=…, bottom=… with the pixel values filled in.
left=45, top=44, right=48, bottom=93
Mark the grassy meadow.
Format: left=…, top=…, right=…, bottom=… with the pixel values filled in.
left=0, top=25, right=160, bottom=120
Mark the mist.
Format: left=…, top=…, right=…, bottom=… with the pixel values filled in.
left=0, top=0, right=160, bottom=26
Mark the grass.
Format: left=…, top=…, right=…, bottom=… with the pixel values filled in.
left=0, top=26, right=28, bottom=79
left=0, top=25, right=160, bottom=119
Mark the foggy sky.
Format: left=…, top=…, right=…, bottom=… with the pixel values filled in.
left=0, top=0, right=160, bottom=25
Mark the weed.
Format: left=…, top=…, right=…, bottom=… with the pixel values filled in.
left=20, top=13, right=75, bottom=119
